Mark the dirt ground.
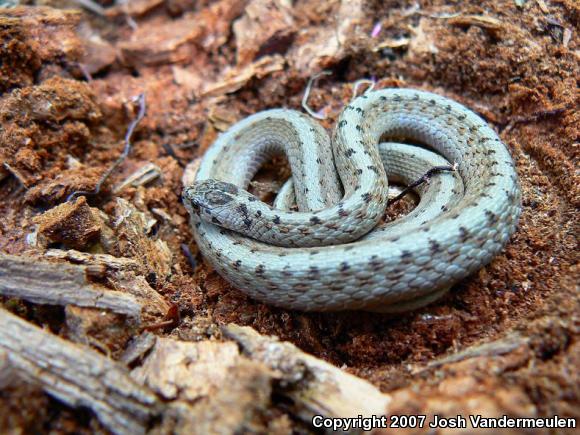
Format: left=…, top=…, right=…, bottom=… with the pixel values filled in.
left=0, top=0, right=578, bottom=433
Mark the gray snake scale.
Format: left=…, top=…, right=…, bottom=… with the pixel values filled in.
left=183, top=89, right=521, bottom=312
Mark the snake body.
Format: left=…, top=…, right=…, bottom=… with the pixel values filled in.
left=183, top=89, right=521, bottom=312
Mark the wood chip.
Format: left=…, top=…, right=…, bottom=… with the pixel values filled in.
left=0, top=253, right=142, bottom=318
left=132, top=337, right=241, bottom=401
left=536, top=0, right=549, bottom=14
left=448, top=15, right=505, bottom=32
left=113, top=162, right=162, bottom=193
left=0, top=308, right=160, bottom=435
left=201, top=55, right=285, bottom=98
left=222, top=324, right=392, bottom=423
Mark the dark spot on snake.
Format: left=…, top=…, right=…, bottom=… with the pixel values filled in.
left=393, top=94, right=402, bottom=101
left=429, top=99, right=436, bottom=105
left=273, top=215, right=281, bottom=224
left=255, top=264, right=265, bottom=276
left=355, top=124, right=362, bottom=131
left=361, top=192, right=372, bottom=201
left=458, top=114, right=467, bottom=120
left=367, top=165, right=379, bottom=174
left=485, top=210, right=499, bottom=224
left=233, top=260, right=242, bottom=269
left=248, top=196, right=257, bottom=202
left=340, top=262, right=350, bottom=272
left=459, top=227, right=470, bottom=242
left=356, top=169, right=363, bottom=175
left=445, top=104, right=452, bottom=112
left=243, top=218, right=252, bottom=228
left=211, top=217, right=221, bottom=224
left=338, top=208, right=349, bottom=217
left=355, top=107, right=363, bottom=114
left=255, top=210, right=262, bottom=217
left=401, top=250, right=412, bottom=260
left=338, top=120, right=347, bottom=128
left=345, top=148, right=356, bottom=157
left=441, top=205, right=449, bottom=212
left=309, top=250, right=320, bottom=255
left=316, top=158, right=323, bottom=164
left=310, top=216, right=321, bottom=224
left=379, top=96, right=387, bottom=101
left=237, top=203, right=249, bottom=216
left=308, top=266, right=319, bottom=276
left=429, top=240, right=441, bottom=253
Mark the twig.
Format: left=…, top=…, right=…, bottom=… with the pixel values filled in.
left=301, top=71, right=331, bottom=120
left=67, top=93, right=146, bottom=202
left=388, top=163, right=457, bottom=206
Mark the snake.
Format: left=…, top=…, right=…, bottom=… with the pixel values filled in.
left=182, top=88, right=521, bottom=312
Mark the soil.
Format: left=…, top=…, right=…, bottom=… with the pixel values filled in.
left=0, top=0, right=578, bottom=432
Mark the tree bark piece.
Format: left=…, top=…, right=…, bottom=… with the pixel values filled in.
left=0, top=308, right=160, bottom=435
left=0, top=253, right=141, bottom=319
left=222, top=324, right=392, bottom=427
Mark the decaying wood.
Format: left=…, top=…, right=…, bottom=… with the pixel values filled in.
left=44, top=249, right=141, bottom=274
left=0, top=253, right=142, bottom=319
left=0, top=308, right=160, bottom=435
left=132, top=337, right=242, bottom=401
left=132, top=336, right=288, bottom=434
left=423, top=333, right=529, bottom=370
left=222, top=324, right=392, bottom=424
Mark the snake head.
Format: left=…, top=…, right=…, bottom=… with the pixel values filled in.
left=182, top=179, right=242, bottom=224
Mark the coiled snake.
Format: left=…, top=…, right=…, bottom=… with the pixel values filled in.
left=183, top=89, right=521, bottom=312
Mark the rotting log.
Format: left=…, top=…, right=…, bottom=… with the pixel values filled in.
left=222, top=324, right=392, bottom=427
left=0, top=308, right=160, bottom=435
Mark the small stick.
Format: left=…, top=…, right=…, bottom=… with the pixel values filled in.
left=301, top=71, right=332, bottom=120
left=67, top=93, right=146, bottom=202
left=388, top=163, right=457, bottom=206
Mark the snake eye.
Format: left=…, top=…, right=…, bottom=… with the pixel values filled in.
left=205, top=191, right=233, bottom=206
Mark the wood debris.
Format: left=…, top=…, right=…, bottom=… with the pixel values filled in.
left=447, top=15, right=505, bottom=32
left=117, top=0, right=245, bottom=66
left=113, top=162, right=162, bottom=193
left=291, top=0, right=365, bottom=73
left=0, top=253, right=142, bottom=319
left=201, top=55, right=286, bottom=98
left=233, top=0, right=296, bottom=66
left=132, top=337, right=241, bottom=401
left=0, top=308, right=160, bottom=435
left=33, top=196, right=103, bottom=249
left=222, top=324, right=392, bottom=424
